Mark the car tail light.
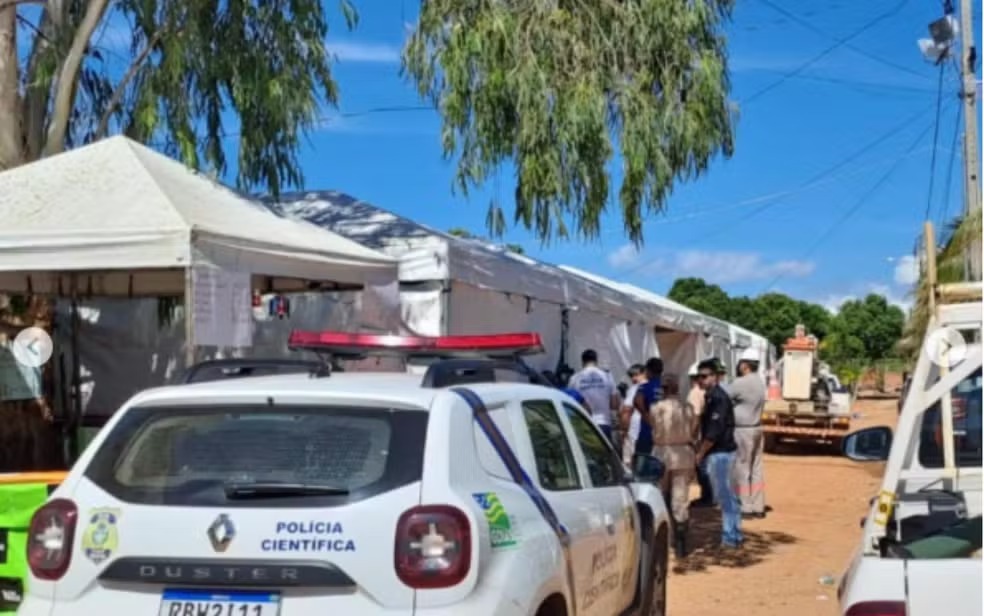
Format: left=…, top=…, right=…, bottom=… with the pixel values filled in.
left=845, top=601, right=907, bottom=616
left=27, top=499, right=78, bottom=581
left=394, top=505, right=471, bottom=589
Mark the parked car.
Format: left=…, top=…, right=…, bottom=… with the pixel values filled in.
left=19, top=332, right=671, bottom=616
left=838, top=342, right=981, bottom=616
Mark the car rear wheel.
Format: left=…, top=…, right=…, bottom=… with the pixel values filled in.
left=642, top=526, right=668, bottom=616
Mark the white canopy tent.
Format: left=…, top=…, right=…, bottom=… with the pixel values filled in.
left=558, top=266, right=735, bottom=386
left=268, top=191, right=732, bottom=378
left=0, top=137, right=400, bottom=421
left=0, top=136, right=396, bottom=296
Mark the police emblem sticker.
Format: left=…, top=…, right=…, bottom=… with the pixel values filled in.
left=472, top=492, right=520, bottom=549
left=81, top=508, right=120, bottom=565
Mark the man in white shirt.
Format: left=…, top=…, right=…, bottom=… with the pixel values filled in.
left=620, top=364, right=647, bottom=464
left=570, top=349, right=620, bottom=444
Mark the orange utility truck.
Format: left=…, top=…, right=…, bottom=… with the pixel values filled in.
left=762, top=324, right=853, bottom=452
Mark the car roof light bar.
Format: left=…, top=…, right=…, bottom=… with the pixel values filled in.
left=287, top=330, right=545, bottom=359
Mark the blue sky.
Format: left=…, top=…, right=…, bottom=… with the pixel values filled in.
left=279, top=0, right=980, bottom=312
left=32, top=0, right=978, bottom=312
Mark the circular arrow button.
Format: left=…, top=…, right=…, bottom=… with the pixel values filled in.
left=12, top=327, right=54, bottom=368
left=924, top=326, right=967, bottom=368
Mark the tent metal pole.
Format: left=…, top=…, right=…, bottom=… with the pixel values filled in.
left=184, top=266, right=195, bottom=367
left=69, top=274, right=81, bottom=461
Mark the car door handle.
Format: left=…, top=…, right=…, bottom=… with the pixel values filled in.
left=604, top=513, right=617, bottom=535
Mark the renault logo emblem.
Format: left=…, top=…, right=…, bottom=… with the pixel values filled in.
left=207, top=514, right=235, bottom=553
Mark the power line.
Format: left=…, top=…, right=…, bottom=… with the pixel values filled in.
left=742, top=0, right=913, bottom=105
left=924, top=62, right=947, bottom=220
left=213, top=105, right=433, bottom=140
left=631, top=102, right=937, bottom=258
left=937, top=103, right=963, bottom=228
left=601, top=144, right=937, bottom=234
left=760, top=121, right=935, bottom=293
left=751, top=70, right=935, bottom=95
left=756, top=0, right=932, bottom=82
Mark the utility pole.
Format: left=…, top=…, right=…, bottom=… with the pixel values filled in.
left=958, top=0, right=981, bottom=280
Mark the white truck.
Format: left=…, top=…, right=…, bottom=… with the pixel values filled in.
left=837, top=247, right=982, bottom=616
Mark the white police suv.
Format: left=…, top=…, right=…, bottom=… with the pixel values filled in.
left=19, top=331, right=671, bottom=616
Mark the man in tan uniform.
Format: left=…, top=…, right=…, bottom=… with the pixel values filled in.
left=650, top=377, right=698, bottom=559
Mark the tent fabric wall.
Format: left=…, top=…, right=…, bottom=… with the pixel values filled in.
left=274, top=192, right=712, bottom=338
left=565, top=309, right=659, bottom=382
left=55, top=285, right=400, bottom=418
left=654, top=331, right=700, bottom=391
left=446, top=282, right=564, bottom=372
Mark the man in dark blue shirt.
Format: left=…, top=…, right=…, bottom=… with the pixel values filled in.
left=632, top=357, right=664, bottom=456
left=695, top=358, right=743, bottom=549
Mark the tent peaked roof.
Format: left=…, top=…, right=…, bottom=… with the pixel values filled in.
left=0, top=136, right=394, bottom=282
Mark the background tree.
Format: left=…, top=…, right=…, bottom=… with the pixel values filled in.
left=0, top=0, right=356, bottom=194
left=667, top=278, right=732, bottom=321
left=833, top=294, right=905, bottom=362
left=668, top=277, right=832, bottom=350
left=404, top=0, right=735, bottom=244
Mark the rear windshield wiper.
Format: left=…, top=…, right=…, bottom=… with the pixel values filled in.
left=224, top=482, right=350, bottom=499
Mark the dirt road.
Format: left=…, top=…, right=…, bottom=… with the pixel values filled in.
left=667, top=398, right=897, bottom=616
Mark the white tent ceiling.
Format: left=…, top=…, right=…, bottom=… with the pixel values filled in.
left=0, top=137, right=396, bottom=295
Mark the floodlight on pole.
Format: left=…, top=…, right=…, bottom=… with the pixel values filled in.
left=918, top=15, right=958, bottom=64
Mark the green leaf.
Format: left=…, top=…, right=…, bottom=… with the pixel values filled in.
left=405, top=0, right=735, bottom=244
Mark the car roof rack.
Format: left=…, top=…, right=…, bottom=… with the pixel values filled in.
left=183, top=358, right=329, bottom=384
left=420, top=357, right=552, bottom=389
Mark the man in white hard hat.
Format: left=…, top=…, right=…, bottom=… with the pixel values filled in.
left=731, top=348, right=768, bottom=519
left=688, top=361, right=715, bottom=508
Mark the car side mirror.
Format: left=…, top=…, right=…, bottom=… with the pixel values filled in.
left=842, top=426, right=893, bottom=462
left=632, top=454, right=665, bottom=483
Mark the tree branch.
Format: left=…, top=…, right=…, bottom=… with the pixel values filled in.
left=95, top=27, right=164, bottom=140
left=0, top=0, right=45, bottom=10
left=42, top=0, right=109, bottom=157
left=21, top=5, right=52, bottom=160
left=0, top=3, right=21, bottom=169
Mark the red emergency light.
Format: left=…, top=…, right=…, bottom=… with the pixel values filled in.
left=287, top=330, right=545, bottom=358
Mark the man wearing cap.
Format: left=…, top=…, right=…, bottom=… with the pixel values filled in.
left=688, top=361, right=715, bottom=508
left=732, top=349, right=768, bottom=518
left=695, top=358, right=743, bottom=549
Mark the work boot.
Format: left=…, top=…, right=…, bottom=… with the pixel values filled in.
left=674, top=522, right=689, bottom=559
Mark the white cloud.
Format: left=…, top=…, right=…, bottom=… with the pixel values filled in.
left=607, top=245, right=815, bottom=284
left=607, top=244, right=642, bottom=269
left=326, top=41, right=401, bottom=64
left=671, top=250, right=815, bottom=284
left=819, top=283, right=912, bottom=314
left=893, top=255, right=919, bottom=286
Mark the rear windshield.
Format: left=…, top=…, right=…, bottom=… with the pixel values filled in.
left=84, top=405, right=428, bottom=507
